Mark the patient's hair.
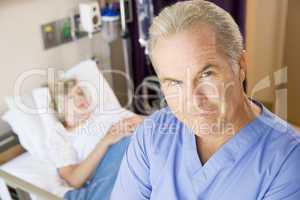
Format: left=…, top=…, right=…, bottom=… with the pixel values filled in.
left=148, top=0, right=243, bottom=73
left=49, top=78, right=77, bottom=125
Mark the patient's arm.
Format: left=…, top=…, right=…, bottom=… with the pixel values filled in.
left=58, top=139, right=110, bottom=188
left=101, top=115, right=145, bottom=145
left=58, top=115, right=145, bottom=189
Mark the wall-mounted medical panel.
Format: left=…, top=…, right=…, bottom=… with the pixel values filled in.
left=41, top=15, right=91, bottom=50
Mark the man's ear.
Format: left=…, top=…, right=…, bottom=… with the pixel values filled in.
left=239, top=50, right=247, bottom=83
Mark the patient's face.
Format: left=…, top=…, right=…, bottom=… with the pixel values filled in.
left=151, top=25, right=245, bottom=136
left=64, top=85, right=91, bottom=128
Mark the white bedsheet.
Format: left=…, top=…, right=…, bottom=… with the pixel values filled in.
left=0, top=108, right=137, bottom=199
left=0, top=153, right=72, bottom=198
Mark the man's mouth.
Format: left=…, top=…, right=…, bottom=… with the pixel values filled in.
left=192, top=107, right=219, bottom=116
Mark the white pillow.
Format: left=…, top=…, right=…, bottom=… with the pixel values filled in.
left=2, top=60, right=122, bottom=165
left=32, top=87, right=136, bottom=166
left=31, top=60, right=124, bottom=164
left=1, top=96, right=51, bottom=164
left=60, top=59, right=121, bottom=112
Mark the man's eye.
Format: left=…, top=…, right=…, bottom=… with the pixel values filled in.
left=169, top=80, right=182, bottom=86
left=201, top=71, right=213, bottom=78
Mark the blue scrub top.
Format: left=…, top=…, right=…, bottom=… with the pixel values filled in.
left=111, top=103, right=300, bottom=200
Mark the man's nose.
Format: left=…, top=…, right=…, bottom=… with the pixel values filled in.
left=190, top=82, right=216, bottom=107
left=183, top=82, right=198, bottom=112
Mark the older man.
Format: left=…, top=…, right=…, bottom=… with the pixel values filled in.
left=111, top=1, right=300, bottom=199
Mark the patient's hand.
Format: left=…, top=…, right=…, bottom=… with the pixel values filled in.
left=122, top=115, right=145, bottom=132
left=101, top=115, right=145, bottom=146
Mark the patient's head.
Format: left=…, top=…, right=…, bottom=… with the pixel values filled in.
left=50, top=79, right=92, bottom=129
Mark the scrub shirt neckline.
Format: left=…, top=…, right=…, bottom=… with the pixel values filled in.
left=182, top=102, right=272, bottom=183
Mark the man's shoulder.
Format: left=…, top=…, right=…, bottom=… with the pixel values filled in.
left=260, top=109, right=300, bottom=171
left=259, top=114, right=300, bottom=197
left=263, top=109, right=300, bottom=150
left=266, top=122, right=300, bottom=164
left=133, top=107, right=183, bottom=152
left=264, top=121, right=300, bottom=184
left=141, top=107, right=179, bottom=130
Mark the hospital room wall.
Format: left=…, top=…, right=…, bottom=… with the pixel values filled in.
left=283, top=0, right=300, bottom=126
left=246, top=0, right=300, bottom=126
left=0, top=0, right=112, bottom=135
left=245, top=0, right=288, bottom=115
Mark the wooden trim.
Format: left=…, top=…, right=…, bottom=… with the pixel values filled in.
left=293, top=125, right=300, bottom=132
left=0, top=145, right=25, bottom=165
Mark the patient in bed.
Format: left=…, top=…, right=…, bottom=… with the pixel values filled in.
left=47, top=78, right=144, bottom=199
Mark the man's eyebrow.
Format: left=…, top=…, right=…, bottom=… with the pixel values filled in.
left=202, top=64, right=214, bottom=72
left=196, top=64, right=217, bottom=75
left=161, top=77, right=182, bottom=83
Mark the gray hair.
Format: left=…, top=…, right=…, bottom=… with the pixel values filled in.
left=148, top=0, right=244, bottom=73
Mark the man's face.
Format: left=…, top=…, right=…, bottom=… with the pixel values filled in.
left=152, top=25, right=244, bottom=135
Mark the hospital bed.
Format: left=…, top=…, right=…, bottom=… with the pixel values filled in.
left=0, top=60, right=142, bottom=200
left=0, top=153, right=65, bottom=200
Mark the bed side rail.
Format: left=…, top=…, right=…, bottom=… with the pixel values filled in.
left=0, top=169, right=63, bottom=200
